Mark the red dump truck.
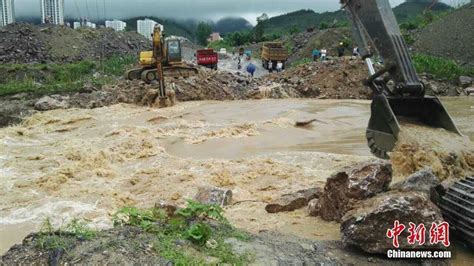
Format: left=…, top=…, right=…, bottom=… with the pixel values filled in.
left=196, top=49, right=218, bottom=70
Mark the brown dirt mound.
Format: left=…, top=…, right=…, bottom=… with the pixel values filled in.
left=0, top=23, right=150, bottom=64
left=262, top=59, right=372, bottom=99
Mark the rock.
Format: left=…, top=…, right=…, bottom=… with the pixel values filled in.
left=194, top=187, right=233, bottom=206
left=34, top=96, right=69, bottom=111
left=465, top=87, right=474, bottom=96
left=459, top=76, right=472, bottom=88
left=154, top=201, right=177, bottom=217
left=309, top=160, right=392, bottom=222
left=391, top=168, right=440, bottom=194
left=341, top=191, right=445, bottom=254
left=265, top=187, right=322, bottom=213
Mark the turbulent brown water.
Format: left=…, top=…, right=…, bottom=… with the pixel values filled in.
left=391, top=121, right=474, bottom=182
left=0, top=97, right=472, bottom=259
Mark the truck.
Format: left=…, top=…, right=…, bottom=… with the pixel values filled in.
left=196, top=49, right=218, bottom=70
left=261, top=42, right=289, bottom=70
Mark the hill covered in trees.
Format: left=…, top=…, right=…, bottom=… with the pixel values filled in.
left=261, top=0, right=452, bottom=37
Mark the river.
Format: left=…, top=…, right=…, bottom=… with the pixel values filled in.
left=0, top=97, right=472, bottom=261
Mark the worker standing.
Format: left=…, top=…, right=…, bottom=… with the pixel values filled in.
left=276, top=61, right=283, bottom=73
left=268, top=61, right=273, bottom=73
left=246, top=62, right=256, bottom=77
left=337, top=42, right=345, bottom=57
left=352, top=47, right=360, bottom=57
left=321, top=48, right=327, bottom=61
left=312, top=49, right=321, bottom=61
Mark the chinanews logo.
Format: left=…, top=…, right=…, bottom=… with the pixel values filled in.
left=385, top=220, right=452, bottom=259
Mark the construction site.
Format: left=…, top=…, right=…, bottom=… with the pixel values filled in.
left=0, top=0, right=473, bottom=265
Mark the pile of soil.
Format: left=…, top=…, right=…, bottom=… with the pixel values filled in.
left=0, top=23, right=150, bottom=64
left=262, top=59, right=372, bottom=99
left=413, top=5, right=474, bottom=66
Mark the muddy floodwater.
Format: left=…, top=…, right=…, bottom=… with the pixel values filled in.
left=1, top=97, right=473, bottom=257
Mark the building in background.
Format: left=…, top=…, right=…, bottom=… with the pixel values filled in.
left=207, top=32, right=223, bottom=43
left=73, top=20, right=96, bottom=29
left=40, top=0, right=64, bottom=25
left=0, top=0, right=15, bottom=27
left=105, top=20, right=126, bottom=31
left=137, top=19, right=162, bottom=40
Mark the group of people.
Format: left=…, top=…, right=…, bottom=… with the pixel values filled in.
left=267, top=61, right=284, bottom=73
left=312, top=44, right=360, bottom=61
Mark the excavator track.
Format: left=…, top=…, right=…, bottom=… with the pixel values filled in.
left=439, top=176, right=474, bottom=249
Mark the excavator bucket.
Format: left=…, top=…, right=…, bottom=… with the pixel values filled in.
left=366, top=94, right=462, bottom=159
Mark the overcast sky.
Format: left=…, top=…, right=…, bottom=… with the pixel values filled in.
left=14, top=0, right=461, bottom=24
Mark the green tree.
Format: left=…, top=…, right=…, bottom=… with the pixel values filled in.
left=254, top=13, right=269, bottom=42
left=196, top=22, right=213, bottom=46
left=289, top=24, right=300, bottom=35
left=319, top=22, right=329, bottom=30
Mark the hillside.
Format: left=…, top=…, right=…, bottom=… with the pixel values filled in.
left=214, top=17, right=252, bottom=34
left=413, top=4, right=474, bottom=66
left=262, top=1, right=451, bottom=36
left=123, top=17, right=195, bottom=40
left=393, top=0, right=452, bottom=23
left=0, top=23, right=150, bottom=64
left=263, top=9, right=346, bottom=36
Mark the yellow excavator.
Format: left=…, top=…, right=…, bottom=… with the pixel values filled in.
left=125, top=26, right=198, bottom=84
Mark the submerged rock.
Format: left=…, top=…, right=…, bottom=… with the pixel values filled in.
left=194, top=187, right=233, bottom=206
left=340, top=191, right=445, bottom=254
left=265, top=187, right=322, bottom=213
left=308, top=160, right=392, bottom=222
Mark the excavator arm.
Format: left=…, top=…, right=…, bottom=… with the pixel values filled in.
left=341, top=0, right=461, bottom=159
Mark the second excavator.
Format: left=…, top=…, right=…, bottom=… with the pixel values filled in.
left=125, top=25, right=198, bottom=84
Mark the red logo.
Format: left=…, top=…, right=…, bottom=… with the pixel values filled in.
left=386, top=220, right=406, bottom=248
left=387, top=221, right=450, bottom=248
left=430, top=222, right=450, bottom=247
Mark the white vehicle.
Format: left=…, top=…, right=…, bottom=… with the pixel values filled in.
left=219, top=48, right=227, bottom=54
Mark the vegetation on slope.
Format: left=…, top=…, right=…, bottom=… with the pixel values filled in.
left=0, top=56, right=136, bottom=96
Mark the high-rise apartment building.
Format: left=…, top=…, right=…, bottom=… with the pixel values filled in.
left=137, top=19, right=163, bottom=40
left=40, top=0, right=64, bottom=25
left=0, top=0, right=15, bottom=27
left=105, top=20, right=127, bottom=31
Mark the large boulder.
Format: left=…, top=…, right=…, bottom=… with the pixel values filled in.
left=341, top=191, right=445, bottom=254
left=391, top=168, right=440, bottom=194
left=308, top=160, right=392, bottom=222
left=459, top=76, right=472, bottom=89
left=34, top=96, right=69, bottom=111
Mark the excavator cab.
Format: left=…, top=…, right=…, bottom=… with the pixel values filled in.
left=166, top=39, right=182, bottom=64
left=342, top=0, right=462, bottom=159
